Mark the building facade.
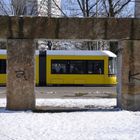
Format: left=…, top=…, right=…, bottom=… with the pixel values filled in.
left=12, top=0, right=61, bottom=16
left=38, top=0, right=61, bottom=17
left=135, top=0, right=140, bottom=17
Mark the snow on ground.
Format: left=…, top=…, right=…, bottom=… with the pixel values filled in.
left=0, top=98, right=140, bottom=140
left=0, top=98, right=116, bottom=108
left=36, top=98, right=116, bottom=108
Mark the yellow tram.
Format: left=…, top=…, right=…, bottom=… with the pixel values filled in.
left=0, top=50, right=6, bottom=85
left=0, top=50, right=117, bottom=86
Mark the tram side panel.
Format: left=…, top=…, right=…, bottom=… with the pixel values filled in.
left=0, top=51, right=117, bottom=86
left=46, top=55, right=117, bottom=85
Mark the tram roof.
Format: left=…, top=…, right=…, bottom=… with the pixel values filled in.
left=0, top=50, right=6, bottom=54
left=46, top=50, right=117, bottom=57
left=0, top=50, right=117, bottom=57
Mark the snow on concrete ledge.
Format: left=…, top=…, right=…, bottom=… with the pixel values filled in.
left=0, top=98, right=116, bottom=109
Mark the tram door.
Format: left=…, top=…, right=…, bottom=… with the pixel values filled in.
left=39, top=51, right=46, bottom=86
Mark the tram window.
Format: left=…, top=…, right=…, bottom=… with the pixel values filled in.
left=88, top=60, right=104, bottom=74
left=109, top=57, right=116, bottom=75
left=0, top=59, right=6, bottom=74
left=69, top=60, right=86, bottom=74
left=51, top=60, right=104, bottom=75
left=51, top=60, right=67, bottom=74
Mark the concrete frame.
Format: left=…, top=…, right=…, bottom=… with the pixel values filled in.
left=0, top=16, right=140, bottom=111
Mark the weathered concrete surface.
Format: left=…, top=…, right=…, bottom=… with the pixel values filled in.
left=6, top=39, right=35, bottom=110
left=121, top=40, right=140, bottom=111
left=0, top=16, right=140, bottom=40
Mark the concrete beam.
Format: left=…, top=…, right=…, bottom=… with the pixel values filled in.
left=0, top=16, right=140, bottom=40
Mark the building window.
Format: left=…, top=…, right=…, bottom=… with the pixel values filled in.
left=0, top=59, right=6, bottom=74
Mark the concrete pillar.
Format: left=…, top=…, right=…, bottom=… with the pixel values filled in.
left=121, top=40, right=140, bottom=111
left=6, top=39, right=35, bottom=110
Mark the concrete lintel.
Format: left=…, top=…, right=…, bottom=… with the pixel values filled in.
left=0, top=16, right=140, bottom=40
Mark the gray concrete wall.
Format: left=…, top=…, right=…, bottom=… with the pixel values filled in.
left=0, top=17, right=140, bottom=40
left=6, top=39, right=35, bottom=110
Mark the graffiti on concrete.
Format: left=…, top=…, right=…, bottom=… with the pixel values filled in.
left=15, top=70, right=28, bottom=80
left=129, top=71, right=140, bottom=82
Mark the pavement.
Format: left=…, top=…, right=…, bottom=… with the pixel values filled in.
left=0, top=86, right=117, bottom=99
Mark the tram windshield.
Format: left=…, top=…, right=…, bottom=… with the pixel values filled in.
left=108, top=57, right=117, bottom=75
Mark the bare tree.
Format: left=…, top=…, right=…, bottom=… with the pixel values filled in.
left=62, top=0, right=98, bottom=17
left=76, top=0, right=98, bottom=17
left=63, top=0, right=133, bottom=17
left=101, top=0, right=133, bottom=17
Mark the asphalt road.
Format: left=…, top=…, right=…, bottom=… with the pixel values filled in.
left=0, top=86, right=117, bottom=99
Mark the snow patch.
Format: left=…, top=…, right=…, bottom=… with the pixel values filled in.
left=0, top=99, right=140, bottom=140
